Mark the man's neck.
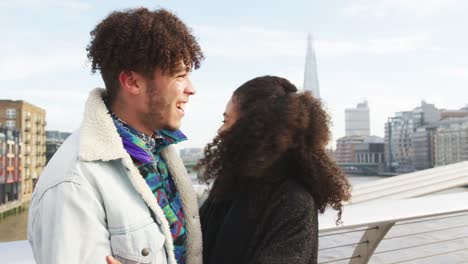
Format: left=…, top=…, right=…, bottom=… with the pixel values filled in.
left=109, top=101, right=154, bottom=137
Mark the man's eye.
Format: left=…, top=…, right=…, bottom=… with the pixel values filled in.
left=177, top=73, right=187, bottom=79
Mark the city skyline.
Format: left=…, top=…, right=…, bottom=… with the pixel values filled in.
left=1, top=0, right=468, bottom=149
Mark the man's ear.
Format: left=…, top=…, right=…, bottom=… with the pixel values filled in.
left=118, top=70, right=143, bottom=95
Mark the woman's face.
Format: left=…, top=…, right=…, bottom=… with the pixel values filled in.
left=218, top=96, right=239, bottom=135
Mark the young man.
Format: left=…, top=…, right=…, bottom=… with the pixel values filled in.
left=28, top=8, right=204, bottom=264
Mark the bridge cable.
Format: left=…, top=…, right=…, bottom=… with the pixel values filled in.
left=318, top=254, right=361, bottom=264
left=383, top=223, right=468, bottom=240
left=319, top=226, right=377, bottom=237
left=319, top=240, right=368, bottom=251
left=388, top=248, right=468, bottom=264
left=373, top=235, right=468, bottom=255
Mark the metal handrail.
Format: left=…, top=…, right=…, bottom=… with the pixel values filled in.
left=350, top=161, right=468, bottom=203
left=383, top=223, right=468, bottom=240
left=319, top=226, right=377, bottom=237
left=1, top=188, right=467, bottom=264
left=318, top=222, right=468, bottom=253
left=318, top=192, right=468, bottom=263
left=394, top=212, right=468, bottom=226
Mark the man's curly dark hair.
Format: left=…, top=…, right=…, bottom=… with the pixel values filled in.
left=198, top=76, right=351, bottom=222
left=86, top=8, right=204, bottom=103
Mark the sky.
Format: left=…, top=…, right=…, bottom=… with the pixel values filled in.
left=1, top=0, right=468, bottom=149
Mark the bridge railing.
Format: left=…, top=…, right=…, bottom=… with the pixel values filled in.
left=350, top=161, right=468, bottom=203
left=318, top=192, right=468, bottom=263
left=2, top=186, right=468, bottom=263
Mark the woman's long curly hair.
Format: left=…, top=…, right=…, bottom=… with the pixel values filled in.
left=198, top=76, right=351, bottom=221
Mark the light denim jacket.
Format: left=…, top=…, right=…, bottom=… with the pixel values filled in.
left=27, top=89, right=203, bottom=264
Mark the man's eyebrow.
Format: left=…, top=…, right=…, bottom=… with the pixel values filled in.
left=174, top=69, right=187, bottom=75
left=223, top=113, right=227, bottom=117
left=174, top=64, right=189, bottom=74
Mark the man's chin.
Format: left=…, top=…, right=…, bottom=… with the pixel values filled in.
left=162, top=123, right=181, bottom=131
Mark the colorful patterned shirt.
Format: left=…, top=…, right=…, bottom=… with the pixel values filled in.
left=111, top=114, right=188, bottom=264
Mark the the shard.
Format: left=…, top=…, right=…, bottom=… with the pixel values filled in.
left=303, top=34, right=320, bottom=98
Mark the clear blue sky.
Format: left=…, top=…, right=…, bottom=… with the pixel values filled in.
left=1, top=0, right=468, bottom=148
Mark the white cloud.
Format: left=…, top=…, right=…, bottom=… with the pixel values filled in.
left=1, top=87, right=89, bottom=132
left=341, top=0, right=463, bottom=17
left=318, top=35, right=430, bottom=56
left=438, top=66, right=468, bottom=80
left=0, top=48, right=87, bottom=81
left=195, top=26, right=305, bottom=58
left=0, top=0, right=91, bottom=10
left=195, top=25, right=432, bottom=59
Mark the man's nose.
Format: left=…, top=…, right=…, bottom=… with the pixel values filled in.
left=185, top=78, right=196, bottom=95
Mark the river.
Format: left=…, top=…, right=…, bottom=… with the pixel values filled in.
left=0, top=208, right=28, bottom=243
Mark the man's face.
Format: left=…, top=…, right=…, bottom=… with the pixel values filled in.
left=140, top=66, right=195, bottom=132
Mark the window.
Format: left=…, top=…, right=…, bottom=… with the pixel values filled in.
left=6, top=108, right=16, bottom=119
left=6, top=120, right=16, bottom=128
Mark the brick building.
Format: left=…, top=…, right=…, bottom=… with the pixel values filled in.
left=0, top=100, right=46, bottom=201
left=0, top=127, right=22, bottom=205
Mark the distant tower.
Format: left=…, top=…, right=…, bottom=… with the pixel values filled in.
left=303, top=34, right=320, bottom=98
left=345, top=100, right=370, bottom=136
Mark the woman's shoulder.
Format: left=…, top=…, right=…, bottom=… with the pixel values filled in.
left=268, top=178, right=317, bottom=214
left=277, top=178, right=314, bottom=199
left=258, top=178, right=318, bottom=239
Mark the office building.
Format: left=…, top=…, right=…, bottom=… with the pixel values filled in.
left=434, top=117, right=468, bottom=166
left=384, top=101, right=440, bottom=172
left=345, top=101, right=370, bottom=136
left=46, top=131, right=71, bottom=163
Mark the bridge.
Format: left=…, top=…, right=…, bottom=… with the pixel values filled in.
left=2, top=161, right=468, bottom=263
left=318, top=192, right=468, bottom=263
left=183, top=161, right=198, bottom=174
left=349, top=160, right=468, bottom=204
left=316, top=160, right=468, bottom=263
left=337, top=163, right=382, bottom=175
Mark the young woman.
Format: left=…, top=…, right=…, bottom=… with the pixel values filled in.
left=198, top=76, right=351, bottom=264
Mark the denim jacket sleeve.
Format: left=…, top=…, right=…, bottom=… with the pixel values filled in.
left=28, top=178, right=111, bottom=264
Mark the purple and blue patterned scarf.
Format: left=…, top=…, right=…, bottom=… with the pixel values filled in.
left=112, top=114, right=188, bottom=264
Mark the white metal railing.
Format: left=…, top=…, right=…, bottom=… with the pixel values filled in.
left=350, top=161, right=468, bottom=203
left=0, top=240, right=34, bottom=264
left=1, top=185, right=468, bottom=263
left=318, top=192, right=468, bottom=263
